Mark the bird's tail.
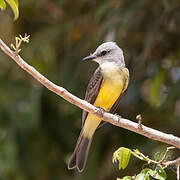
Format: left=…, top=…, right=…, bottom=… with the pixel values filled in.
left=68, top=132, right=92, bottom=172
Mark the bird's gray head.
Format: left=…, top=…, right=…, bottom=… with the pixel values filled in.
left=83, top=42, right=125, bottom=67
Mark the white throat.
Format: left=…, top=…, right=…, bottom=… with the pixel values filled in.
left=100, top=62, right=123, bottom=80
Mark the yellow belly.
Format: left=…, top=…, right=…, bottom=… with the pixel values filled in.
left=94, top=79, right=124, bottom=110
left=82, top=75, right=125, bottom=138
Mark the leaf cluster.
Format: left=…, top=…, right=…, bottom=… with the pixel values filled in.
left=113, top=147, right=178, bottom=180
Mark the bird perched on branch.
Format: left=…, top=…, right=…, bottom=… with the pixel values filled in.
left=68, top=42, right=129, bottom=172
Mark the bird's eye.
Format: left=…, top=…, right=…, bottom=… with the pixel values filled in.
left=100, top=50, right=107, bottom=56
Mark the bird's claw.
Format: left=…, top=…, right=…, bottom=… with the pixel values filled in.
left=114, top=113, right=121, bottom=122
left=96, top=106, right=105, bottom=117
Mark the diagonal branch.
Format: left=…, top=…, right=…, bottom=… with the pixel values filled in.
left=0, top=38, right=180, bottom=149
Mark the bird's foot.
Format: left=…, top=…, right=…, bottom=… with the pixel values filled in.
left=114, top=113, right=121, bottom=122
left=96, top=106, right=106, bottom=117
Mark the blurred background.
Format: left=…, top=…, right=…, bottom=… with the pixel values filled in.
left=0, top=0, right=180, bottom=179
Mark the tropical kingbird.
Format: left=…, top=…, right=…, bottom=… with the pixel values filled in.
left=68, top=42, right=129, bottom=172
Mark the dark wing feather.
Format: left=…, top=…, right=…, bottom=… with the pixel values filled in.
left=82, top=67, right=103, bottom=126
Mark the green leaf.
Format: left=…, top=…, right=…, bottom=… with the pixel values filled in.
left=136, top=173, right=150, bottom=180
left=117, top=176, right=132, bottom=180
left=0, top=0, right=6, bottom=10
left=136, top=168, right=150, bottom=180
left=149, top=166, right=167, bottom=180
left=137, top=167, right=167, bottom=180
left=5, top=0, right=19, bottom=20
left=14, top=0, right=18, bottom=6
left=113, top=147, right=131, bottom=170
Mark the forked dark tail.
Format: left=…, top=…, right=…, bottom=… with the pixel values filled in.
left=68, top=133, right=92, bottom=172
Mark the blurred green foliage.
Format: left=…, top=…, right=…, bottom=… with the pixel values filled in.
left=0, top=0, right=19, bottom=20
left=0, top=0, right=180, bottom=179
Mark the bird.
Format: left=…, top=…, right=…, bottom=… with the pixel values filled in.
left=68, top=42, right=129, bottom=172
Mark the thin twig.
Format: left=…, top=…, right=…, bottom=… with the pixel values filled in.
left=177, top=165, right=179, bottom=180
left=158, top=146, right=175, bottom=164
left=136, top=114, right=142, bottom=130
left=0, top=38, right=180, bottom=149
left=162, top=157, right=180, bottom=167
left=162, top=157, right=180, bottom=180
left=132, top=147, right=179, bottom=168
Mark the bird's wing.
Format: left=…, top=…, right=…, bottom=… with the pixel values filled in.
left=82, top=67, right=103, bottom=126
left=109, top=67, right=129, bottom=113
left=82, top=67, right=129, bottom=127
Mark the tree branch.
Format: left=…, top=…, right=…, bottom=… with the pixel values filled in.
left=0, top=38, right=180, bottom=149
